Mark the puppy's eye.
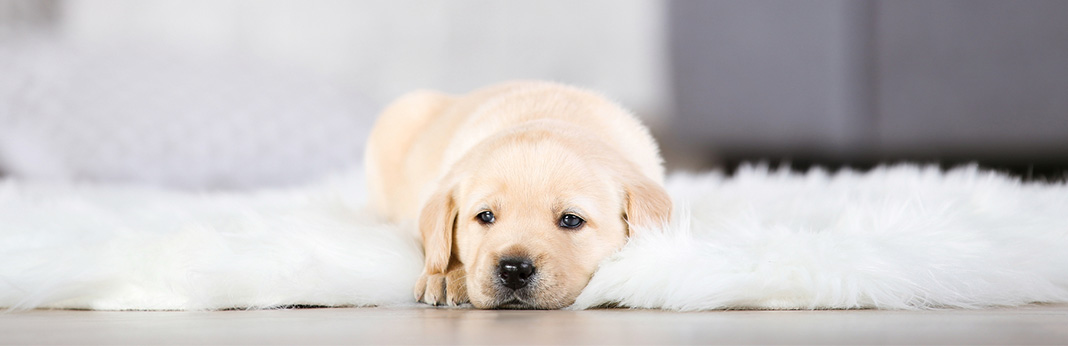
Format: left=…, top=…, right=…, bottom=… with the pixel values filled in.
left=559, top=214, right=585, bottom=229
left=477, top=211, right=495, bottom=224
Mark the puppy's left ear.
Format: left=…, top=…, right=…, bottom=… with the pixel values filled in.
left=622, top=172, right=672, bottom=236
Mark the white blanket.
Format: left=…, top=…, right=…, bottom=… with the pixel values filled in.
left=2, top=165, right=1066, bottom=310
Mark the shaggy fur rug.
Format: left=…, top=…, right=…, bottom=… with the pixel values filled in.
left=1, top=165, right=1066, bottom=311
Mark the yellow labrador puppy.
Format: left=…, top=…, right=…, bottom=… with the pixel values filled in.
left=365, top=81, right=671, bottom=309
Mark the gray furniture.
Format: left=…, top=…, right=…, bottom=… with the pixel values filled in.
left=670, top=0, right=1068, bottom=175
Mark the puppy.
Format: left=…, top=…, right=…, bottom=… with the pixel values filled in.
left=365, top=81, right=671, bottom=309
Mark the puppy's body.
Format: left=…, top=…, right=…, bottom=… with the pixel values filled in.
left=366, top=81, right=670, bottom=309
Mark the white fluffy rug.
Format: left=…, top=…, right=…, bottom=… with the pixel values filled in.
left=2, top=165, right=1066, bottom=311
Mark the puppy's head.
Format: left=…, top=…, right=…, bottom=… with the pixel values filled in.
left=419, top=127, right=671, bottom=309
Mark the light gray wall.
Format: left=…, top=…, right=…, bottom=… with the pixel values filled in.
left=60, top=0, right=673, bottom=129
left=0, top=0, right=60, bottom=36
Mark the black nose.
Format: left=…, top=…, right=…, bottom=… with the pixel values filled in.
left=498, top=258, right=535, bottom=290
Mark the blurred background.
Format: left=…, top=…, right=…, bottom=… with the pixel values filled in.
left=1, top=0, right=1065, bottom=189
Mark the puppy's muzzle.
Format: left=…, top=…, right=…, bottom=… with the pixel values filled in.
left=498, top=257, right=535, bottom=290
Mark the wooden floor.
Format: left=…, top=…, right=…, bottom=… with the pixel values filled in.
left=2, top=304, right=1067, bottom=345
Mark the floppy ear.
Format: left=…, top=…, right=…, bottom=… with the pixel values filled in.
left=419, top=186, right=458, bottom=274
left=622, top=173, right=672, bottom=236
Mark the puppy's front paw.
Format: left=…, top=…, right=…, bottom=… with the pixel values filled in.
left=414, top=267, right=468, bottom=306
left=444, top=266, right=468, bottom=306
